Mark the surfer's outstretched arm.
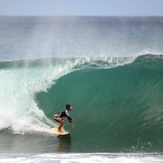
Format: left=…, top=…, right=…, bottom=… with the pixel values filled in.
left=65, top=105, right=75, bottom=127
left=65, top=109, right=75, bottom=127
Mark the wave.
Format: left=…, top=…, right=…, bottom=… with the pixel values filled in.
left=0, top=55, right=136, bottom=134
left=0, top=54, right=163, bottom=152
left=36, top=54, right=163, bottom=152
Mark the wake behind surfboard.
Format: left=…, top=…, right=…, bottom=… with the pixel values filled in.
left=51, top=128, right=70, bottom=136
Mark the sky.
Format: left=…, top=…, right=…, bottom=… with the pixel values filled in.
left=0, top=0, right=163, bottom=16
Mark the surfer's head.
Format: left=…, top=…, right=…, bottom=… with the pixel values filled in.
left=66, top=104, right=72, bottom=111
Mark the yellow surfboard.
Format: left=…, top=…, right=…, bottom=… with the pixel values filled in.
left=51, top=128, right=70, bottom=135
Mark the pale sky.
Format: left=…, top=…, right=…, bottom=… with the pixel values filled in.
left=0, top=0, right=163, bottom=16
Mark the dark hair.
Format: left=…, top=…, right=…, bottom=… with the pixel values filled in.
left=66, top=104, right=71, bottom=110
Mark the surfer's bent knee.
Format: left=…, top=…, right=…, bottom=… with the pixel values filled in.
left=61, top=119, right=65, bottom=124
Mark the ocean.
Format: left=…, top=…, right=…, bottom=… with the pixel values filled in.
left=0, top=16, right=163, bottom=162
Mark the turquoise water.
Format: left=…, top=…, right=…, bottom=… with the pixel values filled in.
left=0, top=16, right=163, bottom=162
left=0, top=55, right=162, bottom=154
left=37, top=55, right=163, bottom=153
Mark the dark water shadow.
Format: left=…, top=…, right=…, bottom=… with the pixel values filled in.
left=57, top=134, right=71, bottom=152
left=0, top=131, right=71, bottom=153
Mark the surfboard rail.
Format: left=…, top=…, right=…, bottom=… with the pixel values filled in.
left=51, top=127, right=70, bottom=135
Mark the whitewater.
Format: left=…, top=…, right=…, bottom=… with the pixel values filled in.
left=0, top=16, right=163, bottom=162
left=0, top=57, right=136, bottom=135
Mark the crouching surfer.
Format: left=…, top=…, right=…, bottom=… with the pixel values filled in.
left=53, top=104, right=75, bottom=133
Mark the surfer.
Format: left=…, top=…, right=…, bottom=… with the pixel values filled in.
left=53, top=104, right=75, bottom=133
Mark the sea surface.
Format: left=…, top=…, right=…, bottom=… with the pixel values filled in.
left=0, top=16, right=163, bottom=162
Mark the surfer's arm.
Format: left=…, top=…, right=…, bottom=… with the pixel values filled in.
left=65, top=110, right=73, bottom=123
left=69, top=117, right=74, bottom=127
left=67, top=116, right=73, bottom=123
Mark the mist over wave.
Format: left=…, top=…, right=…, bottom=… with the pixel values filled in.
left=0, top=16, right=163, bottom=61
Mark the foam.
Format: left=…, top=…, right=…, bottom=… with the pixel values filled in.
left=0, top=153, right=162, bottom=163
left=0, top=57, right=137, bottom=134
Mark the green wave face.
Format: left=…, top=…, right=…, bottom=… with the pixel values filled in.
left=36, top=55, right=163, bottom=152
left=0, top=55, right=162, bottom=152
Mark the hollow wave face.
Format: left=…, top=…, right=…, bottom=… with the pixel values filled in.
left=0, top=56, right=136, bottom=135
left=35, top=55, right=163, bottom=152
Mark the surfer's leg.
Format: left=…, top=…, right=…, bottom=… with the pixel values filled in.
left=58, top=119, right=65, bottom=132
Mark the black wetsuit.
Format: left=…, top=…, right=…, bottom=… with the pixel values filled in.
left=53, top=110, right=72, bottom=123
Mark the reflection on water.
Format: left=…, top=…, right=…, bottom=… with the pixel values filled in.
left=0, top=132, right=72, bottom=153
left=57, top=134, right=71, bottom=152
